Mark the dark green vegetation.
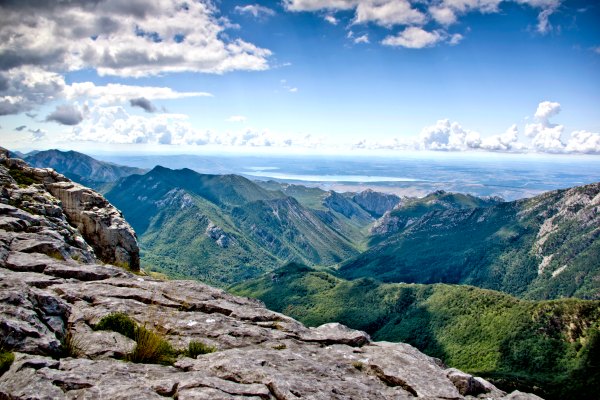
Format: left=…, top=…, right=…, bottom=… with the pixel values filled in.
left=0, top=350, right=14, bottom=376
left=105, top=166, right=377, bottom=286
left=231, top=263, right=600, bottom=400
left=343, top=183, right=600, bottom=300
left=94, top=313, right=215, bottom=364
left=24, top=149, right=146, bottom=190
left=94, top=312, right=137, bottom=339
left=7, top=167, right=38, bottom=186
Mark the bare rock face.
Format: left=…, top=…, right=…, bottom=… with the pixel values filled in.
left=0, top=147, right=139, bottom=271
left=353, top=189, right=402, bottom=218
left=0, top=150, right=543, bottom=399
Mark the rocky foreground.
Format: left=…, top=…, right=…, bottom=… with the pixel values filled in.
left=0, top=149, right=541, bottom=399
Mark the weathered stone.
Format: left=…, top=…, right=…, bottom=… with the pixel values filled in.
left=300, top=322, right=370, bottom=347
left=446, top=367, right=489, bottom=396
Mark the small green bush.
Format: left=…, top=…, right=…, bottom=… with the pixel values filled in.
left=128, top=325, right=177, bottom=365
left=95, top=312, right=137, bottom=340
left=0, top=350, right=15, bottom=375
left=186, top=340, right=217, bottom=358
left=8, top=168, right=37, bottom=186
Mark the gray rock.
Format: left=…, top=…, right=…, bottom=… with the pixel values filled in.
left=353, top=189, right=402, bottom=217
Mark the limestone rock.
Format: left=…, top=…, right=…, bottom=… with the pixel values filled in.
left=353, top=189, right=402, bottom=217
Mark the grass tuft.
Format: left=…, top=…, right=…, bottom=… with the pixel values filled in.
left=127, top=325, right=177, bottom=365
left=186, top=340, right=217, bottom=358
left=95, top=312, right=137, bottom=340
left=61, top=329, right=83, bottom=358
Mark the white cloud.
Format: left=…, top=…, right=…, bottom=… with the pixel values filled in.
left=284, top=0, right=359, bottom=12
left=525, top=100, right=565, bottom=153
left=514, top=0, right=562, bottom=33
left=234, top=4, right=276, bottom=18
left=449, top=33, right=464, bottom=45
left=354, top=34, right=370, bottom=44
left=0, top=1, right=271, bottom=78
left=227, top=115, right=247, bottom=123
left=534, top=100, right=561, bottom=122
left=354, top=0, right=426, bottom=27
left=565, top=130, right=600, bottom=154
left=419, top=119, right=482, bottom=151
left=68, top=105, right=320, bottom=148
left=0, top=1, right=269, bottom=117
left=324, top=14, right=339, bottom=25
left=382, top=27, right=443, bottom=49
left=429, top=6, right=457, bottom=25
left=480, top=124, right=523, bottom=151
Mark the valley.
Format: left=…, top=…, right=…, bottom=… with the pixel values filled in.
left=12, top=148, right=600, bottom=399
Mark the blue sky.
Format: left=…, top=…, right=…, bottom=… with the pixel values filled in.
left=0, top=0, right=599, bottom=154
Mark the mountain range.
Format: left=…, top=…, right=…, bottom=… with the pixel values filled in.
left=23, top=149, right=146, bottom=190
left=16, top=148, right=600, bottom=398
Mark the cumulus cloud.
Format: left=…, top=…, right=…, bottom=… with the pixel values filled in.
left=0, top=1, right=271, bottom=78
left=45, top=104, right=85, bottom=126
left=67, top=105, right=319, bottom=148
left=419, top=119, right=482, bottom=151
left=353, top=0, right=426, bottom=26
left=0, top=67, right=66, bottom=115
left=534, top=100, right=561, bottom=122
left=129, top=97, right=157, bottom=113
left=0, top=1, right=266, bottom=118
left=429, top=6, right=457, bottom=25
left=234, top=4, right=276, bottom=18
left=565, top=130, right=600, bottom=154
left=480, top=124, right=523, bottom=151
left=284, top=0, right=563, bottom=49
left=382, top=27, right=443, bottom=49
left=525, top=100, right=565, bottom=153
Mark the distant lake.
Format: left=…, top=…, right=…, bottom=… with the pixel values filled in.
left=97, top=152, right=600, bottom=201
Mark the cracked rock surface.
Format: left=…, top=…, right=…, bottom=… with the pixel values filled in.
left=0, top=149, right=543, bottom=399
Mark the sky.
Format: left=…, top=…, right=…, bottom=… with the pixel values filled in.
left=0, top=0, right=599, bottom=155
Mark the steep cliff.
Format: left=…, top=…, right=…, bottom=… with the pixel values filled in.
left=0, top=150, right=542, bottom=399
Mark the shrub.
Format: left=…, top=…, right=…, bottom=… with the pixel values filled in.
left=186, top=340, right=217, bottom=358
left=95, top=312, right=137, bottom=340
left=8, top=168, right=37, bottom=186
left=128, top=325, right=177, bottom=365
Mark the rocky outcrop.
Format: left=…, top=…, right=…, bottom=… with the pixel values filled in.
left=0, top=148, right=139, bottom=270
left=322, top=190, right=369, bottom=220
left=0, top=151, right=543, bottom=399
left=353, top=189, right=402, bottom=217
